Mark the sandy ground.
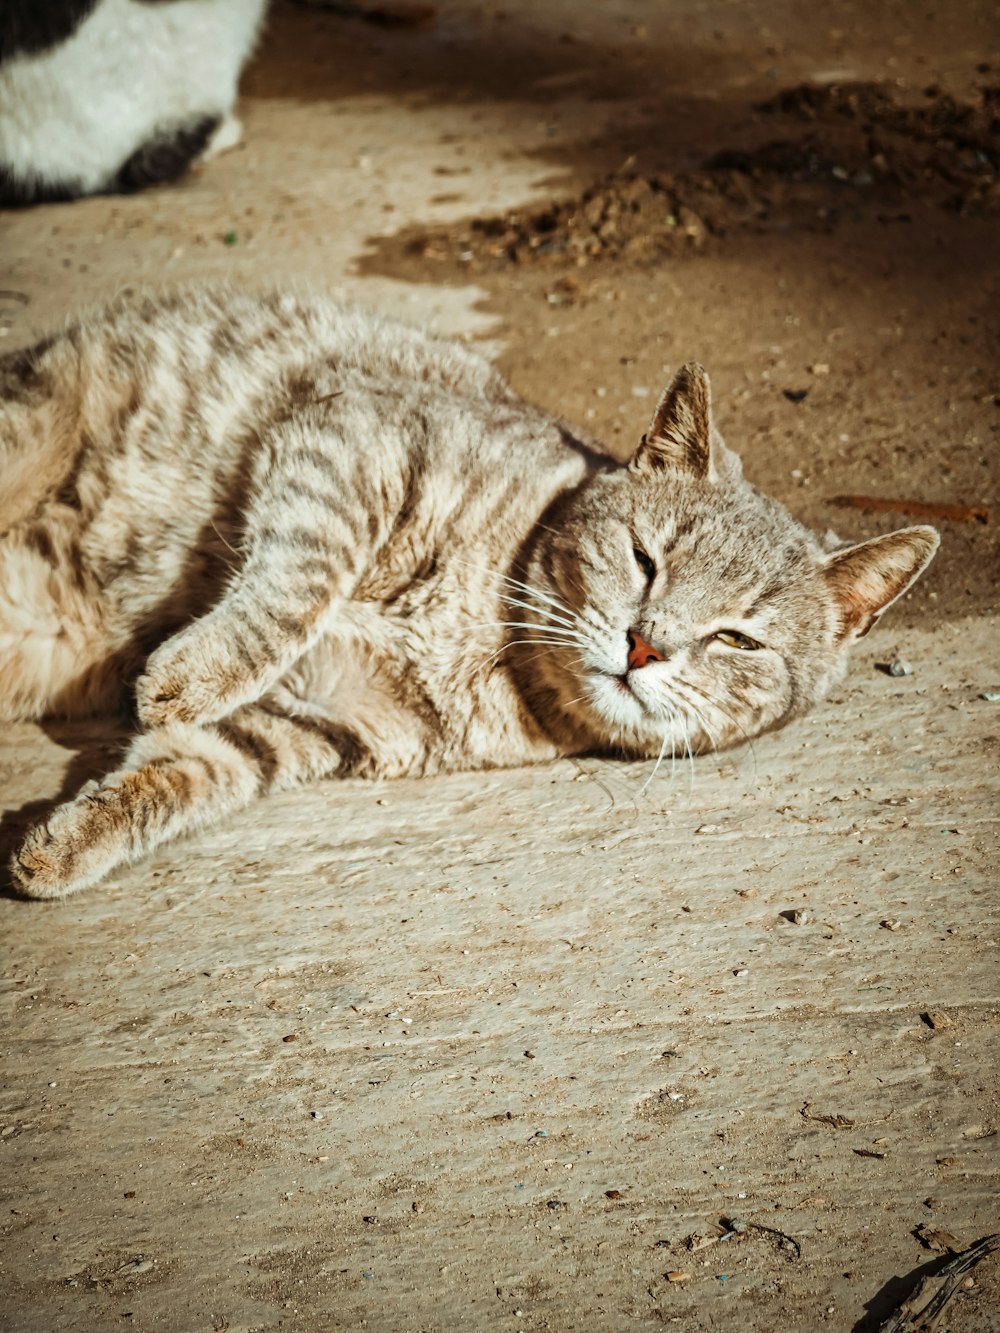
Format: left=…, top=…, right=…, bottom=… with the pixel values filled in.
left=1, top=2, right=999, bottom=1330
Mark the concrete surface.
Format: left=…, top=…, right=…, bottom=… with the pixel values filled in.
left=1, top=2, right=998, bottom=1330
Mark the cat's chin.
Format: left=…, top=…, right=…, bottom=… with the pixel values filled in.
left=583, top=671, right=662, bottom=739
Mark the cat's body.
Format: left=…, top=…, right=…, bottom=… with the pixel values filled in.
left=0, top=288, right=938, bottom=898
left=0, top=0, right=265, bottom=204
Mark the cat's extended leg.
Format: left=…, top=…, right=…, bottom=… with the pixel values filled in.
left=10, top=703, right=353, bottom=900
left=134, top=406, right=408, bottom=728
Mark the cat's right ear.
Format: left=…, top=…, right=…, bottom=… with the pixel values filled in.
left=631, top=362, right=713, bottom=479
left=822, top=525, right=940, bottom=639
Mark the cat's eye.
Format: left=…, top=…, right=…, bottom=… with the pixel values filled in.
left=633, top=547, right=656, bottom=582
left=714, top=629, right=762, bottom=651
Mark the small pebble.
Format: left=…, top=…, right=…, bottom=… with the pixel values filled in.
left=880, top=919, right=902, bottom=931
left=979, top=691, right=1000, bottom=702
left=780, top=909, right=810, bottom=925
left=886, top=659, right=913, bottom=677
left=666, top=1270, right=691, bottom=1283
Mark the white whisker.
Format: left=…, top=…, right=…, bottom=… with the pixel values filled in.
left=496, top=593, right=578, bottom=630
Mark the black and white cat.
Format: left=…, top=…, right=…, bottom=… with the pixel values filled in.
left=0, top=0, right=266, bottom=205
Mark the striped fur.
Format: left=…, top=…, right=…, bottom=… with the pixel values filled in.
left=0, top=288, right=939, bottom=897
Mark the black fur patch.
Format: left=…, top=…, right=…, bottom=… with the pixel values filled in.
left=0, top=0, right=97, bottom=62
left=112, top=114, right=220, bottom=192
left=0, top=169, right=82, bottom=207
left=0, top=114, right=221, bottom=206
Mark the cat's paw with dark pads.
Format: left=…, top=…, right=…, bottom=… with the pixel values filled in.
left=136, top=631, right=253, bottom=728
left=10, top=791, right=122, bottom=900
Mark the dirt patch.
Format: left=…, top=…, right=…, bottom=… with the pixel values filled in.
left=388, top=79, right=999, bottom=270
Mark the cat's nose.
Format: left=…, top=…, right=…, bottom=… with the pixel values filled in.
left=626, top=630, right=665, bottom=670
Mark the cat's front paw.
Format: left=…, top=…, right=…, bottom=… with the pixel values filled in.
left=10, top=789, right=120, bottom=900
left=135, top=633, right=244, bottom=728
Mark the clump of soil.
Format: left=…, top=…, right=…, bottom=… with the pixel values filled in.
left=405, top=79, right=999, bottom=270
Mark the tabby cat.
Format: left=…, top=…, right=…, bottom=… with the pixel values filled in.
left=0, top=288, right=938, bottom=898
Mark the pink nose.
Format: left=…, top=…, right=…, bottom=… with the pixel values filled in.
left=627, top=631, right=665, bottom=670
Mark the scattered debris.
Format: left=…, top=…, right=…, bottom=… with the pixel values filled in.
left=687, top=1232, right=723, bottom=1252
left=801, top=1102, right=855, bottom=1130
left=828, top=494, right=992, bottom=524
left=111, top=1258, right=155, bottom=1278
left=921, top=1011, right=954, bottom=1030
left=914, top=1223, right=963, bottom=1253
left=877, top=659, right=913, bottom=677
left=875, top=1231, right=1000, bottom=1332
left=741, top=1219, right=802, bottom=1259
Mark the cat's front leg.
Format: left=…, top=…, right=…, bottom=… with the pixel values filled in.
left=134, top=593, right=336, bottom=727
left=10, top=705, right=347, bottom=899
left=133, top=409, right=409, bottom=729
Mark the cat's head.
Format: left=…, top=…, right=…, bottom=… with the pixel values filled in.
left=521, top=363, right=939, bottom=757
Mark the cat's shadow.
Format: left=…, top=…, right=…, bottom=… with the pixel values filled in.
left=0, top=718, right=130, bottom=901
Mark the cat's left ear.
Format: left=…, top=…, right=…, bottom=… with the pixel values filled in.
left=822, top=526, right=940, bottom=639
left=631, top=362, right=715, bottom=479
